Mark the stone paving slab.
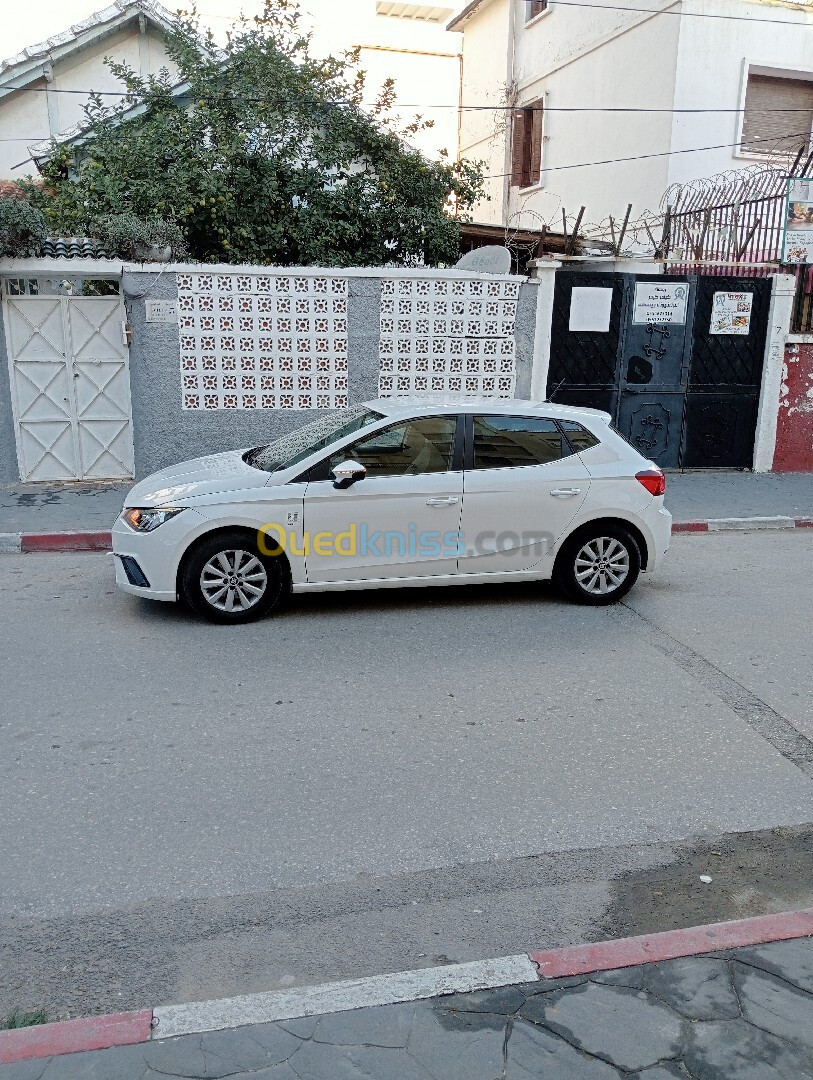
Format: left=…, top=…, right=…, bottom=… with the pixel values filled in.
left=4, top=938, right=813, bottom=1079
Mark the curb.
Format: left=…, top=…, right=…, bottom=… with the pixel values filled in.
left=0, top=1011, right=152, bottom=1067
left=3, top=908, right=812, bottom=1065
left=0, top=531, right=112, bottom=554
left=673, top=516, right=813, bottom=533
left=0, top=517, right=811, bottom=554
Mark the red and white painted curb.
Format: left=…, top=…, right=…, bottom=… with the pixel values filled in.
left=672, top=515, right=813, bottom=533
left=0, top=516, right=811, bottom=555
left=2, top=908, right=812, bottom=1066
left=0, top=531, right=112, bottom=554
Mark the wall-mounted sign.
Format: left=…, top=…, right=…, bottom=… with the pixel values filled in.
left=146, top=299, right=178, bottom=323
left=782, top=177, right=813, bottom=264
left=568, top=286, right=613, bottom=332
left=710, top=291, right=753, bottom=336
left=632, top=282, right=689, bottom=325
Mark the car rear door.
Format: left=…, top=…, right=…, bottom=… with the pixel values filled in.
left=457, top=414, right=591, bottom=576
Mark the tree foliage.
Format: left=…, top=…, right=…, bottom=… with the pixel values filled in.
left=29, top=1, right=484, bottom=266
left=0, top=196, right=47, bottom=257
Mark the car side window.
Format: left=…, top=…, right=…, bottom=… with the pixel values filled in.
left=329, top=416, right=458, bottom=478
left=559, top=420, right=600, bottom=453
left=472, top=416, right=566, bottom=469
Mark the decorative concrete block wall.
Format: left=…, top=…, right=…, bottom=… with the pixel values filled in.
left=122, top=265, right=540, bottom=478
left=378, top=276, right=520, bottom=399
left=176, top=271, right=350, bottom=412
left=0, top=261, right=547, bottom=483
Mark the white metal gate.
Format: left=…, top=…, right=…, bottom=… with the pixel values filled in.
left=4, top=294, right=134, bottom=481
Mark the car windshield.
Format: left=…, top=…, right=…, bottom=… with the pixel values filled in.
left=244, top=406, right=385, bottom=473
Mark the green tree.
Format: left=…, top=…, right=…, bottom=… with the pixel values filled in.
left=29, top=1, right=484, bottom=266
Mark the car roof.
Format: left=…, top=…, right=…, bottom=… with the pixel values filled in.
left=366, top=398, right=611, bottom=423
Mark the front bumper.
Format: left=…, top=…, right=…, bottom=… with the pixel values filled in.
left=112, top=507, right=206, bottom=602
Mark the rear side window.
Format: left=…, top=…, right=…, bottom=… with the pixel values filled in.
left=472, top=415, right=566, bottom=469
left=559, top=420, right=600, bottom=453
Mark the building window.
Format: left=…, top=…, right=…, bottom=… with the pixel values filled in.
left=740, top=72, right=813, bottom=157
left=511, top=101, right=544, bottom=188
left=525, top=0, right=548, bottom=21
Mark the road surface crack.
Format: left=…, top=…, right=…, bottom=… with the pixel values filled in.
left=616, top=602, right=813, bottom=779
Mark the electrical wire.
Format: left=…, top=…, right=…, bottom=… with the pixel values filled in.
left=3, top=84, right=813, bottom=114
left=481, top=134, right=812, bottom=177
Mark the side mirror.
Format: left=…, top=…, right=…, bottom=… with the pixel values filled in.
left=331, top=460, right=367, bottom=489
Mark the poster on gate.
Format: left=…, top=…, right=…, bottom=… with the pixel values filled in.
left=782, top=178, right=813, bottom=264
left=709, top=291, right=753, bottom=335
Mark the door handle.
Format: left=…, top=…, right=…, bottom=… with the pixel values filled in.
left=426, top=497, right=459, bottom=507
left=550, top=488, right=581, bottom=497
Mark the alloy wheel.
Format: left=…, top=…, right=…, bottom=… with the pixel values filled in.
left=574, top=536, right=630, bottom=596
left=200, top=549, right=268, bottom=613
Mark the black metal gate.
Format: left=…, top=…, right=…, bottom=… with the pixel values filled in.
left=547, top=271, right=771, bottom=468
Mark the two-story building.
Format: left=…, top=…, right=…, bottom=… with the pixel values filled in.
left=451, top=0, right=813, bottom=231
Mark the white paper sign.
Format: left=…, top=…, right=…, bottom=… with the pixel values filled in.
left=146, top=300, right=178, bottom=323
left=632, top=282, right=689, bottom=325
left=569, top=287, right=613, bottom=332
left=710, top=291, right=753, bottom=336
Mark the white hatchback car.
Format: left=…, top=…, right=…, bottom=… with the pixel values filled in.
left=113, top=400, right=672, bottom=623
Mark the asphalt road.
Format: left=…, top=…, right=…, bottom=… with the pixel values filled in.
left=2, top=531, right=813, bottom=1020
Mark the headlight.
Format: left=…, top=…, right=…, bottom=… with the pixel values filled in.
left=122, top=507, right=185, bottom=533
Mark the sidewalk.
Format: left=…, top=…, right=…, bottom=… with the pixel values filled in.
left=1, top=471, right=812, bottom=536
left=2, top=932, right=812, bottom=1078
left=0, top=481, right=129, bottom=535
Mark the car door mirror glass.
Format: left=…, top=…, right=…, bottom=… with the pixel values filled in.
left=331, top=460, right=367, bottom=489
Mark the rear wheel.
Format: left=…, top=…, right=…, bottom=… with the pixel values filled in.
left=555, top=526, right=640, bottom=606
left=181, top=531, right=286, bottom=623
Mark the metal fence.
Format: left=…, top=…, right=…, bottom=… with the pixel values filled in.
left=663, top=152, right=813, bottom=333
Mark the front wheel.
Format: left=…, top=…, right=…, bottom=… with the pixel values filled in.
left=181, top=531, right=286, bottom=624
left=554, top=527, right=640, bottom=606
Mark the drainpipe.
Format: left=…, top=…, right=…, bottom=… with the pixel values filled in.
left=458, top=50, right=464, bottom=167
left=43, top=63, right=59, bottom=140
left=504, top=0, right=519, bottom=225
left=138, top=13, right=149, bottom=78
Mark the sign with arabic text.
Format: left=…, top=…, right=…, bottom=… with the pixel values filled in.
left=632, top=282, right=689, bottom=325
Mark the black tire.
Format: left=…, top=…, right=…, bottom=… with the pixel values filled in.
left=554, top=525, right=641, bottom=606
left=181, top=530, right=287, bottom=624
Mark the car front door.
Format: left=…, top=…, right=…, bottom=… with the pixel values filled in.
left=458, top=414, right=591, bottom=576
left=302, top=414, right=464, bottom=583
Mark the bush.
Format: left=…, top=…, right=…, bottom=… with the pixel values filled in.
left=0, top=198, right=47, bottom=257
left=91, top=212, right=188, bottom=260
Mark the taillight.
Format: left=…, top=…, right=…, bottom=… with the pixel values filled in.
left=636, top=470, right=666, bottom=496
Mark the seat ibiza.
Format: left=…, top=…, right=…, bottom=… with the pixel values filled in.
left=113, top=400, right=672, bottom=623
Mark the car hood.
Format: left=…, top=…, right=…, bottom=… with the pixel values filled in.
left=124, top=450, right=271, bottom=507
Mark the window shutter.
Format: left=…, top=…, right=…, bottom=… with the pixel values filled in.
left=741, top=74, right=813, bottom=156
left=511, top=110, right=527, bottom=187
left=530, top=100, right=544, bottom=184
